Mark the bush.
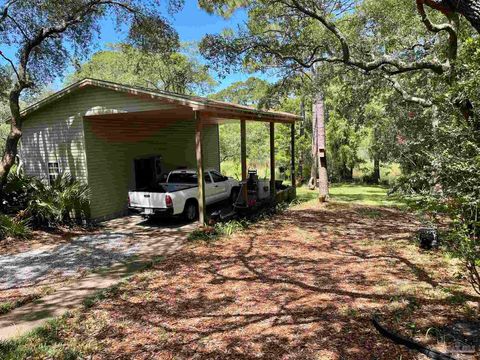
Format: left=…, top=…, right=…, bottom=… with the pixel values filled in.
left=0, top=172, right=35, bottom=215
left=25, top=174, right=91, bottom=227
left=0, top=214, right=30, bottom=240
left=2, top=172, right=91, bottom=228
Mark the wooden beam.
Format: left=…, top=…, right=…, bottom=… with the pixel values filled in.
left=240, top=119, right=248, bottom=205
left=195, top=111, right=207, bottom=224
left=200, top=110, right=298, bottom=124
left=291, top=123, right=296, bottom=188
left=270, top=122, right=276, bottom=199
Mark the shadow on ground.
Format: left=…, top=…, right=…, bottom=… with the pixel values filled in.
left=3, top=203, right=478, bottom=359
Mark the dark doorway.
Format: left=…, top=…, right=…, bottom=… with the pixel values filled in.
left=134, top=156, right=162, bottom=190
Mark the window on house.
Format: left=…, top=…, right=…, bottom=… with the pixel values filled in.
left=48, top=162, right=60, bottom=184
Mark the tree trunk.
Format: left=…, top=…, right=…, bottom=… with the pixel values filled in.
left=372, top=156, right=381, bottom=184
left=313, top=94, right=328, bottom=202
left=0, top=90, right=23, bottom=190
left=298, top=97, right=305, bottom=184
left=308, top=150, right=317, bottom=190
left=340, top=165, right=353, bottom=182
left=318, top=156, right=328, bottom=202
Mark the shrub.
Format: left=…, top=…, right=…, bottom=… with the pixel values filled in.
left=0, top=214, right=30, bottom=240
left=2, top=172, right=91, bottom=228
left=26, top=174, right=91, bottom=227
left=0, top=172, right=35, bottom=215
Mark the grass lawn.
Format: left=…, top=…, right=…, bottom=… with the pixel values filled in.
left=1, top=185, right=478, bottom=359
left=296, top=183, right=403, bottom=207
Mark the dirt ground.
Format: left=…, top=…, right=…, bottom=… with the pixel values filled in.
left=41, top=201, right=479, bottom=360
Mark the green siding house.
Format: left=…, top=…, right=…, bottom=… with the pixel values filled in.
left=19, top=79, right=299, bottom=221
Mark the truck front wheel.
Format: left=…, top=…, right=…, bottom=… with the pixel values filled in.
left=183, top=201, right=198, bottom=222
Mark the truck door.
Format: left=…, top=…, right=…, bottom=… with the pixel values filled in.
left=209, top=170, right=228, bottom=201
left=204, top=172, right=216, bottom=205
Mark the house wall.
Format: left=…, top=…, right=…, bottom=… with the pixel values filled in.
left=20, top=86, right=173, bottom=182
left=19, top=94, right=89, bottom=182
left=20, top=86, right=220, bottom=220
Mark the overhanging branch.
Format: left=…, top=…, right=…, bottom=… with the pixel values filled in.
left=282, top=0, right=450, bottom=76
left=0, top=0, right=18, bottom=25
left=384, top=75, right=433, bottom=107
left=416, top=0, right=458, bottom=65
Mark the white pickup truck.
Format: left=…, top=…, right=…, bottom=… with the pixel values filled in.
left=128, top=169, right=240, bottom=221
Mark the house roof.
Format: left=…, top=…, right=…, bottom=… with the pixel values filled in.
left=20, top=78, right=301, bottom=123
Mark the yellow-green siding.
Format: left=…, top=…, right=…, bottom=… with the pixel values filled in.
left=20, top=86, right=220, bottom=220
left=83, top=119, right=219, bottom=219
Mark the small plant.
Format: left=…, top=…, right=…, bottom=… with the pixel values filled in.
left=188, top=225, right=219, bottom=242
left=0, top=302, right=14, bottom=315
left=0, top=214, right=30, bottom=240
left=25, top=173, right=91, bottom=227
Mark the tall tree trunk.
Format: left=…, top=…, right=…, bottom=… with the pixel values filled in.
left=372, top=156, right=380, bottom=184
left=298, top=97, right=305, bottom=184
left=313, top=94, right=328, bottom=201
left=0, top=90, right=22, bottom=190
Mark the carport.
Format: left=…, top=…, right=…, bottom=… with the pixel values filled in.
left=19, top=79, right=301, bottom=222
left=193, top=107, right=300, bottom=224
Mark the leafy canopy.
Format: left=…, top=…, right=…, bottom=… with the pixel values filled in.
left=68, top=44, right=216, bottom=95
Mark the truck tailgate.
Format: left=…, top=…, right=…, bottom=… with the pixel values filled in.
left=129, top=191, right=167, bottom=209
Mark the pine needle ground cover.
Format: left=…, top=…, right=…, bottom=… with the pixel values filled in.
left=1, top=187, right=477, bottom=359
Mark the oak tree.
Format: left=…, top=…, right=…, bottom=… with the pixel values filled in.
left=0, top=0, right=183, bottom=187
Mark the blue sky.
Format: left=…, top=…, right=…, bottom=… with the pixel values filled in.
left=7, top=2, right=273, bottom=93
left=88, top=2, right=272, bottom=92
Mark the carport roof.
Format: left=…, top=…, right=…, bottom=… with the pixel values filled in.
left=20, top=78, right=302, bottom=124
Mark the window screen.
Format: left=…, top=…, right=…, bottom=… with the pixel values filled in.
left=48, top=162, right=60, bottom=184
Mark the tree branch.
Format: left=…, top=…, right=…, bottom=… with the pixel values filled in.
left=383, top=75, right=433, bottom=107
left=6, top=13, right=29, bottom=40
left=0, top=0, right=18, bottom=25
left=416, top=0, right=458, bottom=65
left=0, top=51, right=20, bottom=81
left=279, top=0, right=450, bottom=76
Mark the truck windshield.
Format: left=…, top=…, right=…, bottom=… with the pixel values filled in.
left=167, top=172, right=198, bottom=184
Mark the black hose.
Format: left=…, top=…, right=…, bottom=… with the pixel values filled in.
left=372, top=316, right=455, bottom=360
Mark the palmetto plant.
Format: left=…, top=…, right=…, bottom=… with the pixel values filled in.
left=0, top=172, right=35, bottom=214
left=26, top=174, right=91, bottom=227
left=0, top=214, right=30, bottom=240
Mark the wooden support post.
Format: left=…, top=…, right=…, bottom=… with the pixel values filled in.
left=290, top=122, right=296, bottom=188
left=270, top=122, right=276, bottom=200
left=240, top=119, right=248, bottom=205
left=195, top=111, right=207, bottom=224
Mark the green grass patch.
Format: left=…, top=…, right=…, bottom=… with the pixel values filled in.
left=0, top=302, right=14, bottom=315
left=329, top=184, right=403, bottom=206
left=82, top=283, right=123, bottom=309
left=0, top=317, right=83, bottom=360
left=296, top=184, right=404, bottom=207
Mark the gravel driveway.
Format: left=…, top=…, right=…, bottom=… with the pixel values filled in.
left=0, top=233, right=140, bottom=290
